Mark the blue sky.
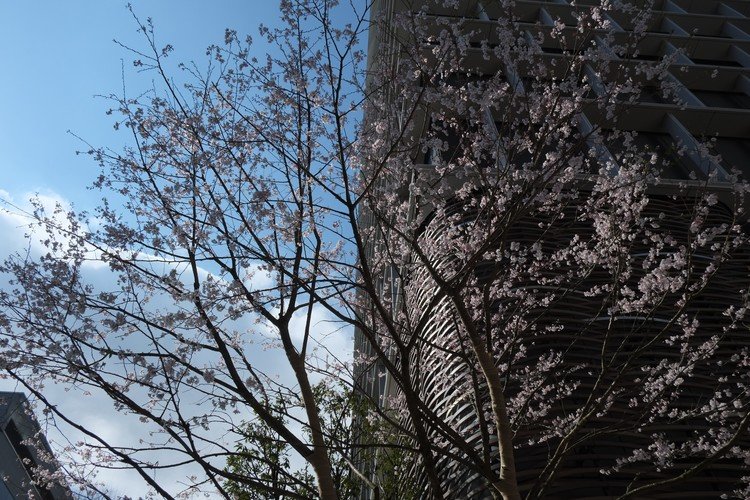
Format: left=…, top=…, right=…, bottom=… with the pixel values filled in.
left=0, top=2, right=355, bottom=496
left=0, top=1, right=279, bottom=206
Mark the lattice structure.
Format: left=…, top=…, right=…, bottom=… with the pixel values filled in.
left=355, top=0, right=750, bottom=497
left=407, top=196, right=750, bottom=498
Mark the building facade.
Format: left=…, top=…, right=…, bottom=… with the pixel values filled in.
left=0, top=393, right=69, bottom=500
left=355, top=0, right=750, bottom=498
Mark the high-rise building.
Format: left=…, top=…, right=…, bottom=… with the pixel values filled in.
left=0, top=392, right=69, bottom=500
left=355, top=0, right=750, bottom=498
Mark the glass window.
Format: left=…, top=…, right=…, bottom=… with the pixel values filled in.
left=604, top=131, right=693, bottom=179
left=714, top=137, right=750, bottom=177
left=691, top=90, right=750, bottom=109
left=639, top=85, right=673, bottom=104
left=617, top=52, right=662, bottom=62
left=690, top=57, right=743, bottom=67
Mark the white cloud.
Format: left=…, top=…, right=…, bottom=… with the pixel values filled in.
left=288, top=305, right=354, bottom=378
left=0, top=191, right=230, bottom=496
left=0, top=187, right=355, bottom=497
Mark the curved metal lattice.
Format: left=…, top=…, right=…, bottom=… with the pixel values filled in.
left=403, top=194, right=750, bottom=498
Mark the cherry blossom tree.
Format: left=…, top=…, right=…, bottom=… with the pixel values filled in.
left=1, top=0, right=749, bottom=499
left=1, top=2, right=370, bottom=498
left=352, top=1, right=750, bottom=499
